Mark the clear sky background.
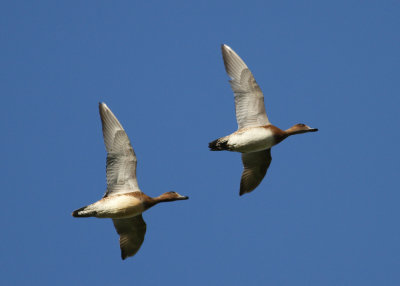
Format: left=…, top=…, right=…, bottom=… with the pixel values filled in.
left=1, top=1, right=399, bottom=285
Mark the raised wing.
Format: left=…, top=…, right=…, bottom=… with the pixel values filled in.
left=240, top=149, right=272, bottom=196
left=99, top=103, right=140, bottom=197
left=112, top=215, right=147, bottom=260
left=221, top=44, right=270, bottom=130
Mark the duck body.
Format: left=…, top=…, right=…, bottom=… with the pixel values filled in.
left=72, top=192, right=153, bottom=219
left=210, top=125, right=287, bottom=153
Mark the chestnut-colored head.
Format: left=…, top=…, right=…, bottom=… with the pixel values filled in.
left=285, top=123, right=318, bottom=136
left=157, top=191, right=189, bottom=202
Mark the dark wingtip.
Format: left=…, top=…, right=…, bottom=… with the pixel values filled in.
left=98, top=102, right=103, bottom=115
left=121, top=249, right=128, bottom=260
left=239, top=185, right=253, bottom=196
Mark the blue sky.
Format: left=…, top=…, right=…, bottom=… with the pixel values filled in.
left=1, top=0, right=399, bottom=285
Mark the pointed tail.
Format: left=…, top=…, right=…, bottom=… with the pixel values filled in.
left=72, top=205, right=96, bottom=217
left=208, top=137, right=230, bottom=151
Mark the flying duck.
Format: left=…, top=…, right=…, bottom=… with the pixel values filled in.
left=209, top=44, right=318, bottom=196
left=73, top=103, right=188, bottom=259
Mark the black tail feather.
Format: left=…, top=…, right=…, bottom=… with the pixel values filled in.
left=72, top=206, right=95, bottom=217
left=208, top=138, right=229, bottom=151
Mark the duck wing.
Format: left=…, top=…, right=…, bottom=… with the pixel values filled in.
left=99, top=103, right=140, bottom=197
left=240, top=149, right=272, bottom=195
left=112, top=215, right=147, bottom=260
left=221, top=44, right=270, bottom=130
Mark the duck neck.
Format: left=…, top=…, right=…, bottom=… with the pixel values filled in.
left=267, top=125, right=289, bottom=144
left=284, top=127, right=310, bottom=137
left=285, top=129, right=300, bottom=137
left=152, top=194, right=174, bottom=204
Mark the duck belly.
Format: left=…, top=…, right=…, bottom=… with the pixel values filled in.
left=228, top=127, right=275, bottom=153
left=86, top=194, right=145, bottom=219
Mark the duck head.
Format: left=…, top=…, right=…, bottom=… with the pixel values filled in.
left=285, top=123, right=318, bottom=136
left=156, top=191, right=189, bottom=202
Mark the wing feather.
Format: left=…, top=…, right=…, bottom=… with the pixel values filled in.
left=112, top=215, right=146, bottom=260
left=221, top=44, right=270, bottom=129
left=99, top=103, right=140, bottom=197
left=240, top=149, right=272, bottom=195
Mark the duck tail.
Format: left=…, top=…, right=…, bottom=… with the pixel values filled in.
left=72, top=205, right=96, bottom=217
left=208, top=137, right=229, bottom=151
